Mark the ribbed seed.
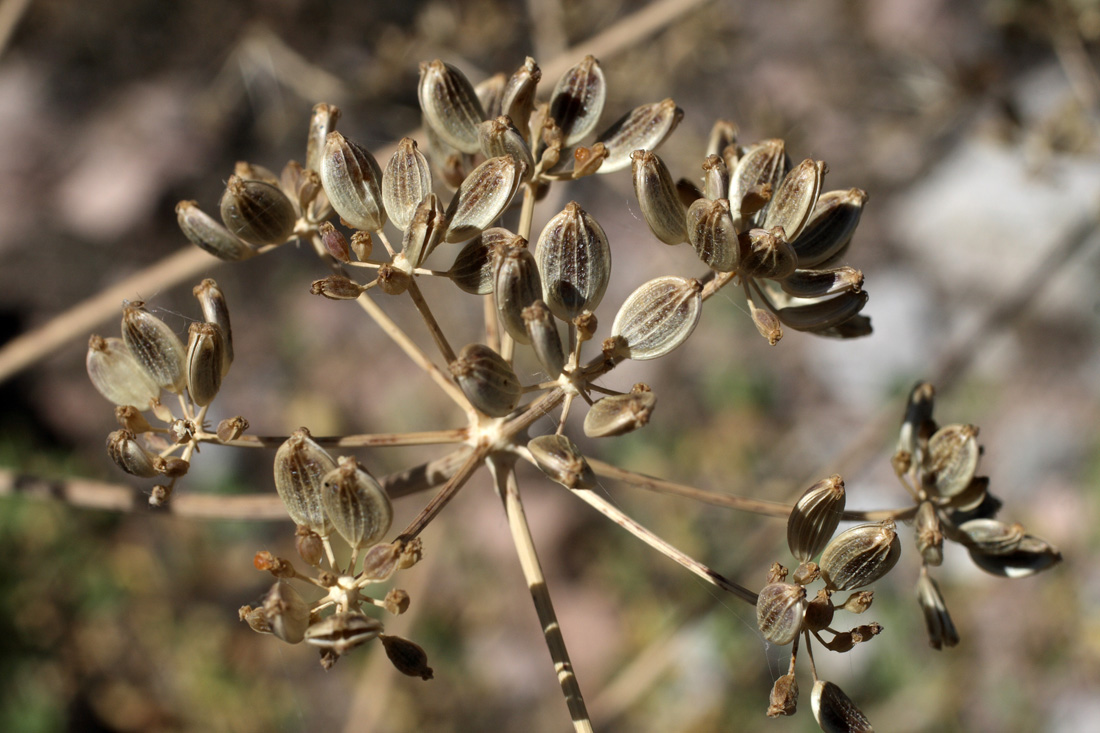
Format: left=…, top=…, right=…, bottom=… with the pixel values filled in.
left=106, top=429, right=159, bottom=477
left=916, top=568, right=958, bottom=649
left=382, top=138, right=433, bottom=232
left=741, top=227, right=797, bottom=280
left=528, top=434, right=596, bottom=489
left=321, top=456, right=393, bottom=550
left=928, top=424, right=980, bottom=499
left=306, top=103, right=341, bottom=174
left=756, top=582, right=807, bottom=645
left=263, top=581, right=310, bottom=644
left=702, top=154, right=728, bottom=201
left=310, top=275, right=364, bottom=300
left=121, top=303, right=187, bottom=394
left=176, top=201, right=254, bottom=261
left=762, top=159, right=825, bottom=242
left=318, top=221, right=351, bottom=263
left=185, top=322, right=224, bottom=407
left=475, top=72, right=506, bottom=119
left=493, top=239, right=542, bottom=344
left=686, top=197, right=739, bottom=272
left=583, top=389, right=657, bottom=438
left=274, top=428, right=337, bottom=536
left=729, top=139, right=790, bottom=227
left=320, top=132, right=386, bottom=232
left=400, top=192, right=447, bottom=268
left=896, top=381, right=935, bottom=465
left=548, top=55, right=606, bottom=146
left=304, top=612, right=383, bottom=656
left=811, top=680, right=874, bottom=733
left=776, top=291, right=869, bottom=333
left=479, top=116, right=535, bottom=179
left=596, top=98, right=683, bottom=173
left=819, top=520, right=901, bottom=591
left=631, top=150, right=687, bottom=245
left=787, top=474, right=846, bottom=562
left=87, top=335, right=161, bottom=409
left=767, top=673, right=799, bottom=718
left=535, top=201, right=611, bottom=321
left=780, top=267, right=863, bottom=298
left=609, top=276, right=702, bottom=361
left=448, top=227, right=511, bottom=294
left=964, top=528, right=1061, bottom=578
left=418, top=60, right=485, bottom=154
left=193, top=279, right=233, bottom=376
left=449, top=344, right=521, bottom=417
left=444, top=156, right=523, bottom=243
left=502, top=57, right=541, bottom=139
left=706, top=118, right=738, bottom=161
left=790, top=188, right=867, bottom=268
left=522, top=300, right=566, bottom=378
left=219, top=175, right=297, bottom=246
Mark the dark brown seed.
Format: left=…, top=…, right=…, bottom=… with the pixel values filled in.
left=548, top=55, right=606, bottom=146
left=219, top=175, right=297, bottom=246
left=176, top=200, right=254, bottom=261
left=418, top=60, right=486, bottom=154
left=535, top=201, right=611, bottom=321
left=449, top=344, right=521, bottom=417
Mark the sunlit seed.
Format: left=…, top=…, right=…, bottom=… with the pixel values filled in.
left=310, top=275, right=365, bottom=300
left=583, top=389, right=657, bottom=438
left=787, top=475, right=846, bottom=562
left=192, top=279, right=233, bottom=376
left=306, top=103, right=341, bottom=174
left=610, top=276, right=703, bottom=361
left=596, top=98, right=683, bottom=173
left=216, top=416, right=249, bottom=443
left=535, top=201, right=611, bottom=321
left=702, top=154, right=728, bottom=201
left=740, top=227, right=797, bottom=280
left=811, top=680, right=874, bottom=733
left=501, top=57, right=542, bottom=139
left=319, top=221, right=351, bottom=263
left=382, top=138, right=433, bottom=232
left=106, top=429, right=159, bottom=477
left=263, top=581, right=310, bottom=644
left=548, top=55, right=606, bottom=146
left=775, top=290, right=869, bottom=333
left=767, top=673, right=798, bottom=718
left=321, top=456, right=394, bottom=550
left=418, top=60, right=486, bottom=154
left=522, top=300, right=566, bottom=378
left=185, top=322, right=224, bottom=407
left=780, top=267, right=863, bottom=298
left=790, top=188, right=867, bottom=268
left=493, top=238, right=541, bottom=344
left=928, top=424, right=980, bottom=499
left=444, top=155, right=523, bottom=243
left=320, top=132, right=386, bottom=232
left=121, top=303, right=187, bottom=394
left=686, top=197, right=739, bottom=272
left=400, top=192, right=447, bottom=268
left=449, top=344, right=521, bottom=417
left=479, top=116, right=535, bottom=179
left=87, top=335, right=161, bottom=409
left=762, top=158, right=824, bottom=242
left=631, top=150, right=687, bottom=245
left=729, top=139, right=790, bottom=227
left=819, top=520, right=901, bottom=591
left=350, top=231, right=373, bottom=261
left=305, top=612, right=384, bottom=656
left=528, top=434, right=596, bottom=489
left=274, top=428, right=338, bottom=536
left=176, top=200, right=254, bottom=261
left=219, top=175, right=297, bottom=246
left=475, top=72, right=506, bottom=119
left=448, top=227, right=512, bottom=294
left=706, top=119, right=738, bottom=161
left=756, top=582, right=806, bottom=645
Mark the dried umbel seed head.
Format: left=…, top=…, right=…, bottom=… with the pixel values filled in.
left=631, top=150, right=687, bottom=245
left=522, top=300, right=566, bottom=378
left=493, top=239, right=542, bottom=344
left=790, top=188, right=867, bottom=269
left=193, top=279, right=233, bottom=376
left=917, top=569, right=958, bottom=649
left=767, top=673, right=799, bottom=718
left=528, top=434, right=596, bottom=490
left=729, top=139, right=790, bottom=226
left=686, top=197, right=739, bottom=272
left=418, top=60, right=486, bottom=154
left=819, top=520, right=902, bottom=591
left=448, top=228, right=505, bottom=295
left=479, top=116, right=535, bottom=179
left=449, top=343, right=521, bottom=417
left=927, top=423, right=980, bottom=500
left=583, top=389, right=657, bottom=438
left=121, top=303, right=187, bottom=395
left=306, top=102, right=341, bottom=174
left=185, top=322, right=225, bottom=407
left=740, top=227, right=797, bottom=280
left=381, top=635, right=434, bottom=680
left=383, top=137, right=434, bottom=231
left=400, top=192, right=447, bottom=269
left=320, top=131, right=386, bottom=232
left=176, top=200, right=254, bottom=261
left=787, top=475, right=846, bottom=562
left=304, top=612, right=384, bottom=657
left=274, top=428, right=338, bottom=536
left=106, top=429, right=159, bottom=477
left=87, top=335, right=160, bottom=409
left=263, top=581, right=310, bottom=644
left=548, top=55, right=606, bottom=147
left=609, top=276, right=703, bottom=361
left=219, top=175, right=296, bottom=246
left=756, top=582, right=807, bottom=646
left=321, top=456, right=394, bottom=550
left=596, top=98, right=683, bottom=173
left=811, top=680, right=874, bottom=733
left=444, top=155, right=524, bottom=243
left=762, top=158, right=825, bottom=242
left=535, top=201, right=611, bottom=321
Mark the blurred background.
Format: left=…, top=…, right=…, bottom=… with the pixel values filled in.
left=0, top=0, right=1098, bottom=730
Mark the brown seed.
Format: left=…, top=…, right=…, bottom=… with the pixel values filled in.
left=310, top=275, right=365, bottom=300
left=185, top=322, right=225, bottom=407
left=273, top=428, right=338, bottom=536
left=927, top=424, right=980, bottom=500
left=762, top=159, right=824, bottom=242
left=216, top=416, right=249, bottom=443
left=87, top=335, right=161, bottom=409
left=775, top=291, right=869, bottom=333
left=493, top=238, right=542, bottom=344
left=535, top=201, right=611, bottom=321
left=381, top=635, right=434, bottom=680
left=528, top=434, right=596, bottom=489
left=263, top=581, right=310, bottom=644
left=449, top=344, right=521, bottom=417
left=306, top=103, right=341, bottom=174
left=767, top=673, right=798, bottom=718
left=686, top=197, right=739, bottom=272
left=443, top=155, right=523, bottom=243
left=219, top=175, right=297, bottom=246
left=121, top=303, right=187, bottom=394
left=729, top=139, right=790, bottom=227
left=399, top=192, right=447, bottom=268
left=194, top=279, right=233, bottom=376
left=702, top=154, right=728, bottom=201
left=319, top=221, right=351, bottom=263
left=106, top=429, right=159, bottom=477
left=610, top=276, right=703, bottom=361
left=382, top=138, right=434, bottom=232
left=501, top=57, right=542, bottom=139
left=479, top=116, right=535, bottom=179
left=780, top=267, right=863, bottom=298
left=418, top=60, right=486, bottom=154
left=522, top=300, right=566, bottom=378
left=583, top=389, right=657, bottom=438
left=787, top=475, right=846, bottom=562
left=595, top=98, right=683, bottom=173
left=740, top=227, right=797, bottom=280
left=448, top=227, right=511, bottom=294
left=755, top=582, right=806, bottom=645
left=706, top=119, right=739, bottom=162
left=819, top=520, right=901, bottom=591
left=321, top=456, right=393, bottom=550
left=475, top=72, right=507, bottom=119
left=916, top=569, right=958, bottom=649
left=176, top=200, right=254, bottom=261
left=548, top=55, right=606, bottom=147
left=790, top=188, right=867, bottom=269
left=320, top=132, right=386, bottom=232
left=350, top=230, right=373, bottom=261
left=811, top=680, right=874, bottom=733
left=631, top=150, right=687, bottom=245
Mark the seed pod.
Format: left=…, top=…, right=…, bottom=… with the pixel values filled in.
left=216, top=416, right=248, bottom=443
left=522, top=300, right=566, bottom=378
left=548, top=55, right=606, bottom=146
left=319, top=221, right=351, bottom=263
left=263, top=581, right=310, bottom=644
left=383, top=138, right=433, bottom=232
left=686, top=197, right=739, bottom=272
left=596, top=98, right=683, bottom=173
left=115, top=405, right=152, bottom=433
left=609, top=276, right=703, bottom=361
left=280, top=160, right=327, bottom=221
left=776, top=291, right=869, bottom=333
left=780, top=267, right=863, bottom=298
left=528, top=434, right=596, bottom=489
left=740, top=227, right=797, bottom=280
left=763, top=159, right=824, bottom=242
left=176, top=200, right=254, bottom=261
left=811, top=680, right=873, bottom=733
left=501, top=57, right=541, bottom=138
left=916, top=569, right=958, bottom=649
left=321, top=456, right=394, bottom=550
left=381, top=635, right=434, bottom=680
left=493, top=239, right=542, bottom=344
left=787, top=475, right=846, bottom=562
left=915, top=500, right=944, bottom=566
left=306, top=103, right=341, bottom=174
left=756, top=582, right=806, bottom=645
left=819, top=520, right=901, bottom=591
left=965, top=530, right=1061, bottom=578
left=790, top=188, right=867, bottom=268
left=583, top=389, right=657, bottom=438
left=729, top=139, right=790, bottom=227
left=155, top=457, right=189, bottom=479
left=400, top=192, right=447, bottom=268
left=418, top=60, right=485, bottom=154
left=449, top=344, right=521, bottom=417
left=448, top=228, right=510, bottom=294
left=87, top=335, right=161, bottom=409
left=928, top=424, right=980, bottom=499
left=535, top=202, right=611, bottom=321
left=631, top=150, right=686, bottom=245
left=219, top=175, right=296, bottom=246
left=749, top=299, right=784, bottom=345
left=191, top=279, right=233, bottom=376
left=701, top=154, right=729, bottom=202
left=443, top=155, right=523, bottom=243
left=767, top=673, right=798, bottom=718
left=310, top=275, right=365, bottom=300
left=376, top=265, right=410, bottom=295
left=106, top=429, right=159, bottom=477
left=121, top=303, right=187, bottom=394
left=185, top=322, right=224, bottom=407
left=350, top=231, right=373, bottom=261
left=274, top=428, right=337, bottom=536
left=476, top=72, right=506, bottom=119
left=320, top=132, right=386, bottom=232
left=896, top=381, right=935, bottom=466
left=304, top=612, right=384, bottom=656
left=706, top=118, right=738, bottom=161
left=479, top=116, right=535, bottom=179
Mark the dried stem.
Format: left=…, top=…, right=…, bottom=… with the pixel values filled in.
left=198, top=427, right=470, bottom=448
left=405, top=278, right=458, bottom=364
left=394, top=447, right=486, bottom=541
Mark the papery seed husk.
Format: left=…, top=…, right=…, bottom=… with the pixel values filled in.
left=790, top=188, right=867, bottom=269
left=702, top=154, right=728, bottom=201
left=583, top=390, right=657, bottom=438
left=376, top=265, right=410, bottom=295
left=274, top=428, right=337, bottom=536
left=596, top=98, right=683, bottom=173
left=686, top=197, right=739, bottom=272
left=176, top=201, right=255, bottom=261
left=741, top=227, right=797, bottom=280
left=264, top=581, right=310, bottom=644
left=631, top=150, right=687, bottom=245
left=418, top=60, right=486, bottom=154
left=494, top=239, right=542, bottom=344
left=106, top=429, right=159, bottom=477
left=915, top=500, right=944, bottom=567
left=780, top=267, right=863, bottom=298
left=502, top=57, right=541, bottom=139
left=443, top=155, right=523, bottom=243
left=306, top=103, right=341, bottom=174
left=811, top=680, right=874, bottom=733
left=122, top=303, right=187, bottom=394
left=917, top=569, right=958, bottom=649
left=311, top=275, right=365, bottom=300
left=475, top=72, right=506, bottom=119
left=235, top=160, right=281, bottom=187
left=776, top=291, right=870, bottom=333
left=321, top=456, right=394, bottom=550
left=400, top=192, right=447, bottom=268
left=928, top=424, right=980, bottom=499
left=115, top=405, right=152, bottom=433
left=304, top=612, right=384, bottom=655
left=448, top=227, right=511, bottom=294
left=186, top=322, right=224, bottom=407
left=528, top=434, right=596, bottom=489
left=535, top=201, right=611, bottom=321
left=479, top=116, right=535, bottom=179
left=321, top=132, right=386, bottom=232
left=729, top=139, right=790, bottom=227
left=449, top=343, right=521, bottom=417
left=762, top=159, right=824, bottom=242
left=549, top=55, right=606, bottom=147
left=819, top=520, right=901, bottom=591
left=219, top=175, right=297, bottom=246
left=383, top=138, right=434, bottom=232
left=787, top=475, right=846, bottom=562
left=87, top=335, right=161, bottom=409
left=156, top=456, right=189, bottom=478
left=756, top=582, right=806, bottom=645
left=750, top=301, right=783, bottom=345
left=216, top=416, right=249, bottom=443
left=610, top=276, right=702, bottom=361
left=193, top=279, right=233, bottom=376
left=767, top=673, right=798, bottom=717
left=350, top=231, right=373, bottom=261
left=523, top=300, right=566, bottom=378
